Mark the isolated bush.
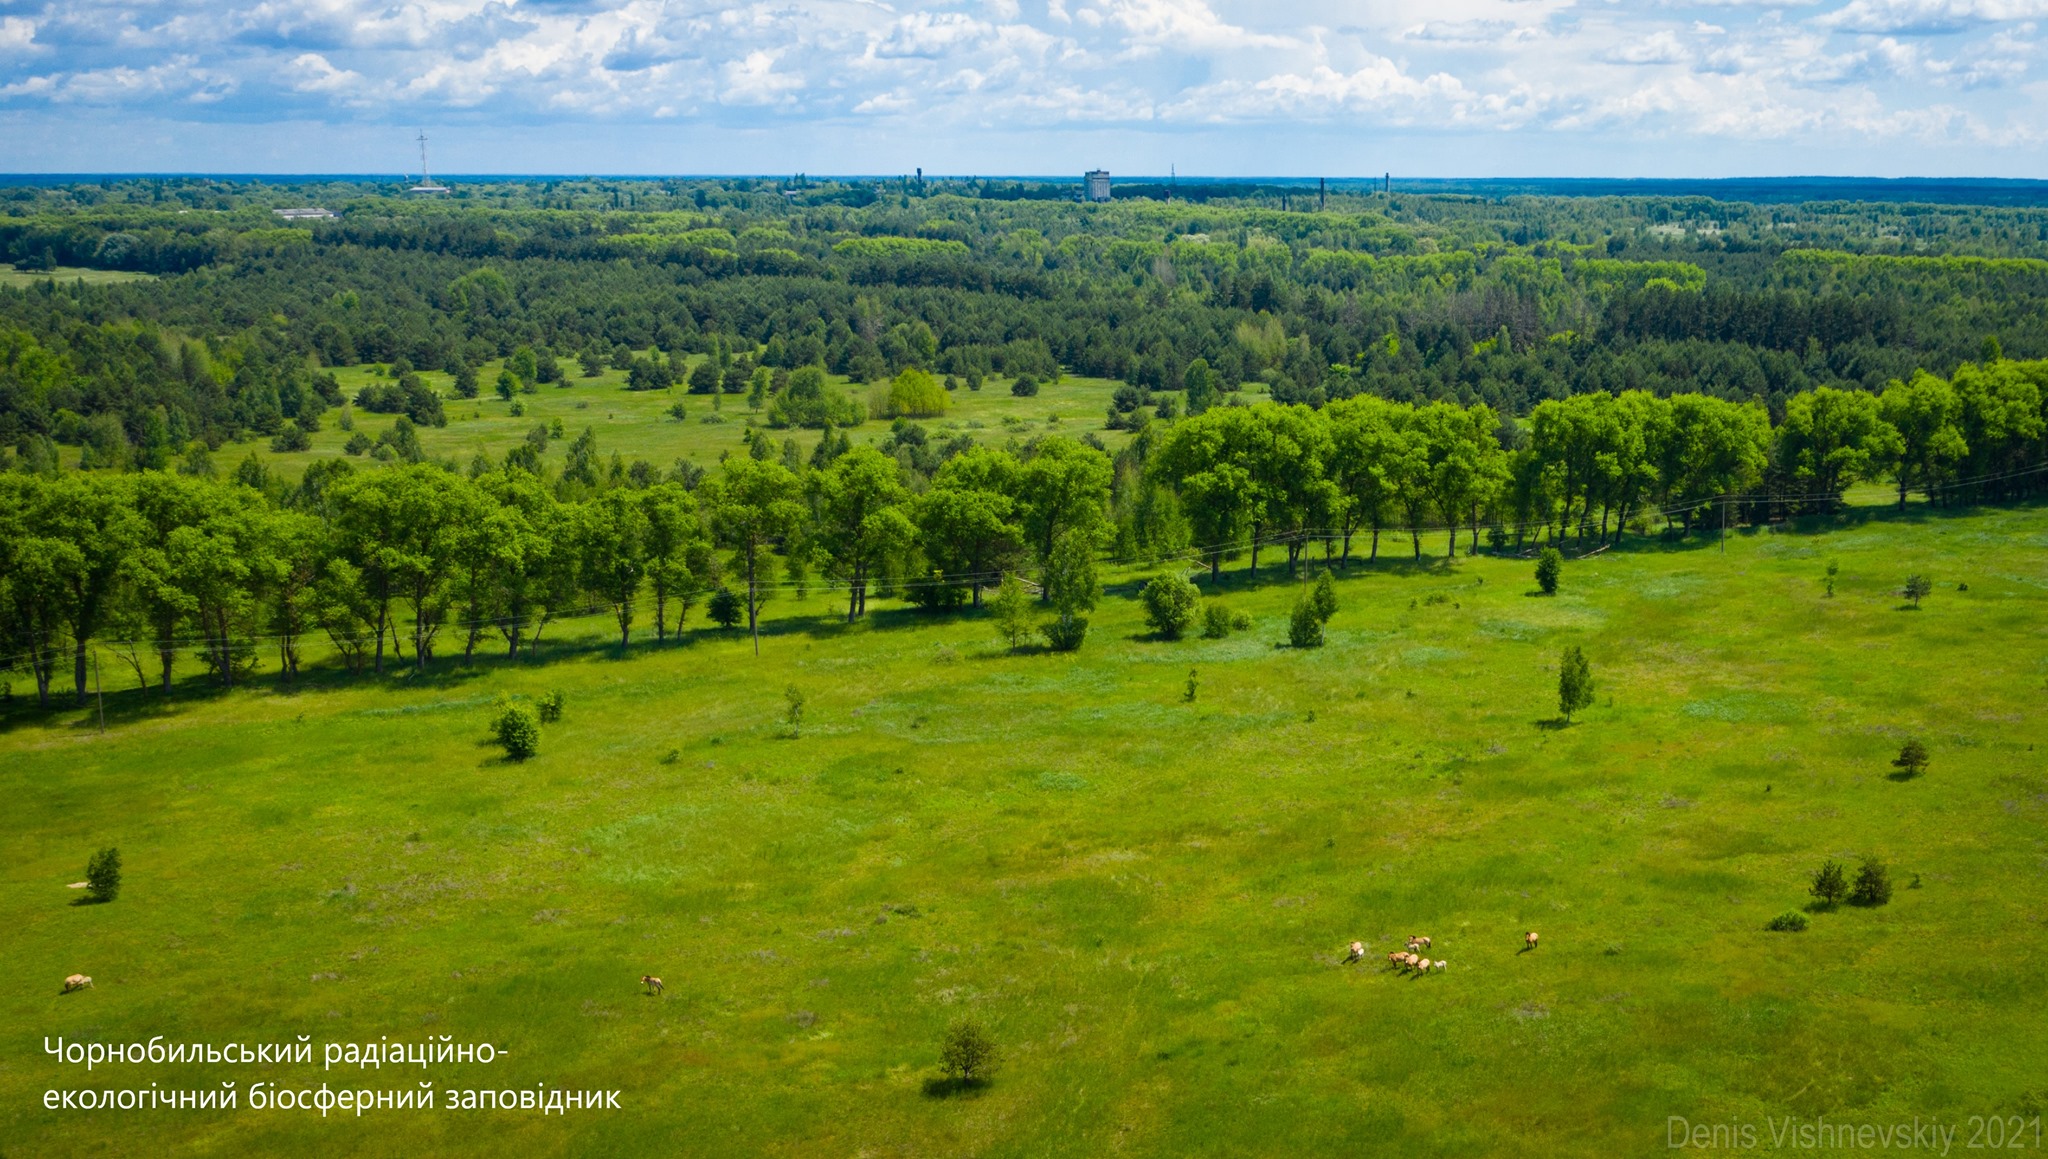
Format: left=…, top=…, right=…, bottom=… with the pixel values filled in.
left=536, top=689, right=564, bottom=723
left=1535, top=547, right=1562, bottom=595
left=493, top=705, right=541, bottom=761
left=939, top=1018, right=1001, bottom=1084
left=1229, top=609, right=1253, bottom=631
left=1809, top=859, right=1848, bottom=908
left=1201, top=602, right=1233, bottom=639
left=1141, top=575, right=1201, bottom=639
left=1903, top=574, right=1932, bottom=608
left=991, top=574, right=1036, bottom=650
left=1851, top=857, right=1893, bottom=907
left=1288, top=596, right=1324, bottom=648
left=1892, top=739, right=1929, bottom=778
left=784, top=684, right=806, bottom=736
left=1557, top=645, right=1594, bottom=722
left=85, top=847, right=122, bottom=903
left=1010, top=374, right=1039, bottom=398
left=707, top=587, right=744, bottom=629
left=1042, top=614, right=1089, bottom=652
left=1766, top=911, right=1809, bottom=932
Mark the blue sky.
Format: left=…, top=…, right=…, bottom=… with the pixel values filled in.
left=2, top=0, right=2045, bottom=176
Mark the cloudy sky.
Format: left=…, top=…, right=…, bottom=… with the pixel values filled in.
left=2, top=0, right=2045, bottom=176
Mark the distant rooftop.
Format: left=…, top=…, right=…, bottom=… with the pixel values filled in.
left=273, top=207, right=336, bottom=219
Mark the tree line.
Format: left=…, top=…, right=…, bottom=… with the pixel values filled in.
left=7, top=356, right=2044, bottom=710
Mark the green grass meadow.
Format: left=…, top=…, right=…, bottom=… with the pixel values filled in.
left=5, top=498, right=2048, bottom=1154
left=232, top=359, right=1142, bottom=483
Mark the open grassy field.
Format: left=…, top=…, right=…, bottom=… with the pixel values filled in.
left=0, top=264, right=156, bottom=289
left=226, top=359, right=1145, bottom=483
left=5, top=497, right=2047, bottom=1155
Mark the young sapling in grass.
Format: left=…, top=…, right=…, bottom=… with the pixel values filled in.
left=1891, top=738, right=1929, bottom=778
left=1809, top=859, right=1848, bottom=909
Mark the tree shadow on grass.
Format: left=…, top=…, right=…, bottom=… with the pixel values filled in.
left=920, top=1077, right=989, bottom=1100
left=68, top=895, right=111, bottom=907
left=1533, top=718, right=1571, bottom=731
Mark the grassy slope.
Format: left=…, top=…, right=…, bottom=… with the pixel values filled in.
left=3, top=499, right=2046, bottom=1155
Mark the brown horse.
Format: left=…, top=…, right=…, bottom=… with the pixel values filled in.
left=641, top=975, right=664, bottom=995
left=62, top=974, right=93, bottom=993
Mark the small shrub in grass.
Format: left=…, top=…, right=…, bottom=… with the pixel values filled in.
left=939, top=1018, right=1000, bottom=1084
left=1201, top=603, right=1233, bottom=639
left=1766, top=911, right=1809, bottom=932
left=1809, top=859, right=1848, bottom=909
left=784, top=685, right=806, bottom=737
left=1891, top=739, right=1929, bottom=778
left=1229, top=609, right=1253, bottom=631
left=1535, top=547, right=1563, bottom=595
left=1308, top=571, right=1338, bottom=624
left=85, top=847, right=121, bottom=903
left=1141, top=575, right=1201, bottom=640
left=1042, top=614, right=1088, bottom=652
left=1851, top=857, right=1893, bottom=907
left=1288, top=597, right=1324, bottom=648
left=536, top=690, right=564, bottom=723
left=493, top=705, right=541, bottom=761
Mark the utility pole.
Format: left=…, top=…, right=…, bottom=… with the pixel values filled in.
left=1720, top=495, right=1728, bottom=554
left=93, top=648, right=105, bottom=734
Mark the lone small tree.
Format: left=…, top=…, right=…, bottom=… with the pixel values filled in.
left=991, top=573, right=1036, bottom=651
left=85, top=847, right=122, bottom=903
left=1557, top=645, right=1594, bottom=722
left=784, top=684, right=806, bottom=737
left=1850, top=857, right=1893, bottom=907
left=939, top=1018, right=1000, bottom=1085
left=1288, top=595, right=1325, bottom=648
left=1183, top=668, right=1198, bottom=703
left=1308, top=571, right=1338, bottom=624
left=1535, top=547, right=1562, bottom=596
left=1903, top=574, right=1932, bottom=608
left=1140, top=574, right=1201, bottom=640
left=537, top=689, right=565, bottom=723
left=493, top=704, right=541, bottom=761
left=707, top=587, right=744, bottom=629
left=1824, top=560, right=1839, bottom=598
left=1891, top=738, right=1929, bottom=778
left=1809, top=859, right=1848, bottom=908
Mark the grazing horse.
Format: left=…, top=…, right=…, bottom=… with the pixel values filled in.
left=641, top=975, right=664, bottom=995
left=1344, top=941, right=1365, bottom=963
left=1524, top=931, right=1539, bottom=951
left=62, top=974, right=93, bottom=993
left=1433, top=959, right=1447, bottom=972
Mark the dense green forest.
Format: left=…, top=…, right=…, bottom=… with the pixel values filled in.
left=5, top=177, right=2048, bottom=709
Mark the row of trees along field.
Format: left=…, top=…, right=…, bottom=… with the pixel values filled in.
left=5, top=180, right=2048, bottom=460
left=6, top=356, right=2046, bottom=709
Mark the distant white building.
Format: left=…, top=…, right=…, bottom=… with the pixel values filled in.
left=1085, top=170, right=1111, bottom=202
left=273, top=207, right=336, bottom=220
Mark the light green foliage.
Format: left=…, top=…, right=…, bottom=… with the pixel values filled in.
left=1308, top=571, right=1338, bottom=624
left=1140, top=574, right=1201, bottom=639
left=1903, top=574, right=1933, bottom=607
left=882, top=368, right=948, bottom=418
left=1200, top=602, right=1234, bottom=638
left=537, top=690, right=564, bottom=723
left=990, top=572, right=1035, bottom=650
left=784, top=684, right=806, bottom=736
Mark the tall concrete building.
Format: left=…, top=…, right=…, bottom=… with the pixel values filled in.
left=1085, top=170, right=1111, bottom=203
